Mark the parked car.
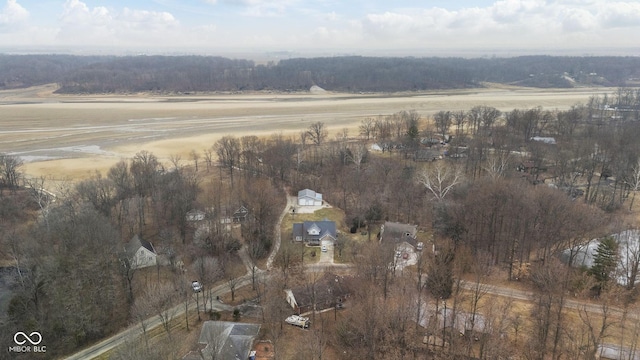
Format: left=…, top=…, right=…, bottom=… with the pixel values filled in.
left=191, top=281, right=202, bottom=293
left=402, top=252, right=409, bottom=260
left=395, top=250, right=401, bottom=258
left=321, top=245, right=327, bottom=252
left=416, top=242, right=424, bottom=251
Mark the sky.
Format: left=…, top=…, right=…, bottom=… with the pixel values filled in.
left=1, top=0, right=639, bottom=57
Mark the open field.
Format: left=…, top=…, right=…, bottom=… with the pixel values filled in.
left=0, top=84, right=616, bottom=180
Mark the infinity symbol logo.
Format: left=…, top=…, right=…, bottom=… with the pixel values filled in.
left=13, top=332, right=42, bottom=345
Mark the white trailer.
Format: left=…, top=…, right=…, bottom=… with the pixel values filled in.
left=285, top=315, right=310, bottom=328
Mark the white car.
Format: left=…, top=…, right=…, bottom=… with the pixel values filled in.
left=191, top=281, right=202, bottom=293
left=321, top=245, right=327, bottom=252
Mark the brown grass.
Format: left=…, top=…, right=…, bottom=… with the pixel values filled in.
left=2, top=84, right=616, bottom=181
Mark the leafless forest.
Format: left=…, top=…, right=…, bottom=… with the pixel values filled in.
left=2, top=54, right=640, bottom=93
left=2, top=74, right=640, bottom=359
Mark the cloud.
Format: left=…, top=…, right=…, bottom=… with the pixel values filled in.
left=205, top=0, right=298, bottom=17
left=561, top=7, right=598, bottom=32
left=2, top=0, right=639, bottom=53
left=55, top=0, right=180, bottom=46
left=0, top=0, right=29, bottom=25
left=598, top=1, right=640, bottom=28
left=358, top=0, right=640, bottom=49
left=60, top=0, right=110, bottom=26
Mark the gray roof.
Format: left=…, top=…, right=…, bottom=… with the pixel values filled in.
left=287, top=273, right=353, bottom=311
left=198, top=321, right=260, bottom=360
left=125, top=235, right=155, bottom=256
left=298, top=189, right=322, bottom=200
left=380, top=222, right=418, bottom=247
left=292, top=221, right=336, bottom=242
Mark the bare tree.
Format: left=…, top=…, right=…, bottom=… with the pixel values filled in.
left=145, top=281, right=179, bottom=339
left=417, top=162, right=464, bottom=201
left=307, top=121, right=328, bottom=145
left=130, top=150, right=161, bottom=229
left=434, top=110, right=452, bottom=139
left=483, top=150, right=511, bottom=179
left=625, top=158, right=640, bottom=210
left=215, top=135, right=241, bottom=186
left=192, top=256, right=223, bottom=312
left=203, top=148, right=214, bottom=171
left=131, top=295, right=153, bottom=350
left=452, top=110, right=467, bottom=137
left=224, top=259, right=246, bottom=302
left=190, top=150, right=200, bottom=172
left=169, top=153, right=182, bottom=170
left=274, top=237, right=300, bottom=287
left=24, top=176, right=56, bottom=231
left=579, top=297, right=616, bottom=360
left=528, top=259, right=569, bottom=360
left=347, top=143, right=368, bottom=174
left=359, top=117, right=376, bottom=140
left=0, top=153, right=23, bottom=192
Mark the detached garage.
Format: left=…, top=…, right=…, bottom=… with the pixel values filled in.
left=298, top=189, right=322, bottom=206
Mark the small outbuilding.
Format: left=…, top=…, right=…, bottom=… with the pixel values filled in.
left=298, top=189, right=323, bottom=206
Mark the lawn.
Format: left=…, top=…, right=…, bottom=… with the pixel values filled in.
left=280, top=206, right=348, bottom=265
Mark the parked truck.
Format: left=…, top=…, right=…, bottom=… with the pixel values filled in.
left=285, top=315, right=310, bottom=329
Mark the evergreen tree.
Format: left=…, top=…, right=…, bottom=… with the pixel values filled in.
left=590, top=236, right=618, bottom=295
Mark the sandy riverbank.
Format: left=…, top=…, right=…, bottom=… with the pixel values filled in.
left=0, top=84, right=611, bottom=180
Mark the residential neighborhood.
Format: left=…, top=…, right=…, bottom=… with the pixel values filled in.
left=3, top=86, right=640, bottom=360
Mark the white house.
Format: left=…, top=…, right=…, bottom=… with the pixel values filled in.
left=125, top=235, right=157, bottom=270
left=297, top=189, right=322, bottom=206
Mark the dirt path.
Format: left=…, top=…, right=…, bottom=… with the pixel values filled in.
left=266, top=191, right=296, bottom=270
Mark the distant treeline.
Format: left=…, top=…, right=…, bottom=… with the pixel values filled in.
left=1, top=54, right=639, bottom=93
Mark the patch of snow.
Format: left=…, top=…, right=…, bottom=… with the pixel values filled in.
left=310, top=85, right=326, bottom=93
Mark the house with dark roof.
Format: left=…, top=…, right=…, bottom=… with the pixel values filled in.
left=292, top=221, right=336, bottom=246
left=182, top=321, right=261, bottom=360
left=380, top=221, right=418, bottom=248
left=297, top=189, right=322, bottom=206
left=125, top=235, right=157, bottom=270
left=233, top=205, right=249, bottom=223
left=284, top=273, right=352, bottom=314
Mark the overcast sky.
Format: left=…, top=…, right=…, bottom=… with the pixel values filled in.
left=1, top=0, right=639, bottom=57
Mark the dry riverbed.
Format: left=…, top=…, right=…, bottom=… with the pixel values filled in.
left=0, top=84, right=613, bottom=180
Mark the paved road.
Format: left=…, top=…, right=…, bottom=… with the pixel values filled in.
left=458, top=280, right=635, bottom=318
left=62, top=271, right=266, bottom=360
left=66, top=184, right=631, bottom=359
left=63, top=188, right=296, bottom=360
